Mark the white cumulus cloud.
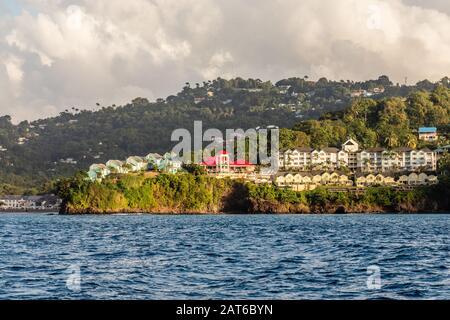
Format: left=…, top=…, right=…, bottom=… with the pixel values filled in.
left=0, top=0, right=450, bottom=121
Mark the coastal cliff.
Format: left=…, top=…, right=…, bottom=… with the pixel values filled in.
left=56, top=172, right=449, bottom=214
left=58, top=173, right=250, bottom=214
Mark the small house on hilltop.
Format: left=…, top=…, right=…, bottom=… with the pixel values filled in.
left=88, top=164, right=111, bottom=180
left=418, top=127, right=438, bottom=142
left=145, top=153, right=163, bottom=169
left=158, top=152, right=182, bottom=174
left=126, top=156, right=148, bottom=172
left=106, top=160, right=127, bottom=174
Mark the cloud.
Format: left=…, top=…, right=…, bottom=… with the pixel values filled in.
left=1, top=0, right=450, bottom=121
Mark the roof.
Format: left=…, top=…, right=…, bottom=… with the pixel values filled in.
left=322, top=147, right=340, bottom=153
left=201, top=157, right=255, bottom=167
left=282, top=147, right=314, bottom=153
left=90, top=163, right=107, bottom=170
left=393, top=147, right=411, bottom=152
left=276, top=170, right=350, bottom=177
left=127, top=156, right=145, bottom=163
left=343, top=139, right=358, bottom=145
left=419, top=127, right=437, bottom=133
left=229, top=160, right=255, bottom=167
left=364, top=147, right=386, bottom=152
left=355, top=172, right=396, bottom=178
left=146, top=153, right=162, bottom=159
left=200, top=151, right=255, bottom=167
left=106, top=160, right=123, bottom=166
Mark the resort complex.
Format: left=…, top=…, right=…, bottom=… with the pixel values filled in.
left=274, top=172, right=438, bottom=191
left=279, top=139, right=437, bottom=173
left=86, top=138, right=443, bottom=192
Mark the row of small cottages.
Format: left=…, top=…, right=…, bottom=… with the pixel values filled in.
left=88, top=153, right=182, bottom=181
left=88, top=150, right=256, bottom=181
left=275, top=172, right=438, bottom=191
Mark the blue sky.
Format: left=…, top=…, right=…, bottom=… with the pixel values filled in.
left=2, top=0, right=21, bottom=16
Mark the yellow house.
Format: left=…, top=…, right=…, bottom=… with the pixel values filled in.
left=399, top=175, right=409, bottom=185
left=275, top=175, right=286, bottom=187
left=275, top=171, right=437, bottom=191
left=397, top=173, right=438, bottom=186
left=384, top=176, right=396, bottom=185
left=339, top=175, right=350, bottom=185
left=356, top=173, right=396, bottom=187
left=375, top=174, right=385, bottom=184
left=356, top=176, right=366, bottom=187
left=293, top=174, right=303, bottom=184
left=329, top=172, right=340, bottom=185
left=312, top=175, right=322, bottom=184
left=303, top=176, right=312, bottom=184
left=285, top=174, right=294, bottom=185
left=366, top=174, right=376, bottom=185
left=418, top=173, right=428, bottom=185
left=428, top=175, right=438, bottom=184
left=408, top=173, right=419, bottom=185
left=321, top=172, right=331, bottom=185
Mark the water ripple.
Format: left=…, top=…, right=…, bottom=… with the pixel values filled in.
left=0, top=213, right=449, bottom=299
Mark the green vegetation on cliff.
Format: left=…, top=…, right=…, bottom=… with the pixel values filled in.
left=57, top=170, right=450, bottom=214
left=56, top=172, right=248, bottom=214
left=247, top=184, right=448, bottom=213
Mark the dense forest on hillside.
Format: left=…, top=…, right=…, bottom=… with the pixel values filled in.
left=281, top=85, right=450, bottom=150
left=1, top=75, right=450, bottom=194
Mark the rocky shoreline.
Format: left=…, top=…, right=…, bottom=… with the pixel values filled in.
left=60, top=199, right=445, bottom=215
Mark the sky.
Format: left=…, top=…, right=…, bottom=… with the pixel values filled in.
left=1, top=0, right=450, bottom=122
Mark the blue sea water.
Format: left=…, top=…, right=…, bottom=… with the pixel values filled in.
left=0, top=213, right=448, bottom=300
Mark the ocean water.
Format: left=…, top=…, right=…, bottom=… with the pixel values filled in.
left=0, top=213, right=448, bottom=300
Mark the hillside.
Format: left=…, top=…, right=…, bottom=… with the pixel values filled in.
left=1, top=75, right=449, bottom=194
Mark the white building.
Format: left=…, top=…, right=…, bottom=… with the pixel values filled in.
left=88, top=164, right=111, bottom=180
left=0, top=195, right=61, bottom=211
left=106, top=160, right=128, bottom=174
left=126, top=156, right=148, bottom=172
left=279, top=140, right=437, bottom=173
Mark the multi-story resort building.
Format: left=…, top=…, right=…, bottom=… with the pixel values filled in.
left=279, top=139, right=437, bottom=173
left=87, top=138, right=441, bottom=192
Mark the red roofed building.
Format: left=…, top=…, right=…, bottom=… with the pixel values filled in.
left=200, top=151, right=256, bottom=173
